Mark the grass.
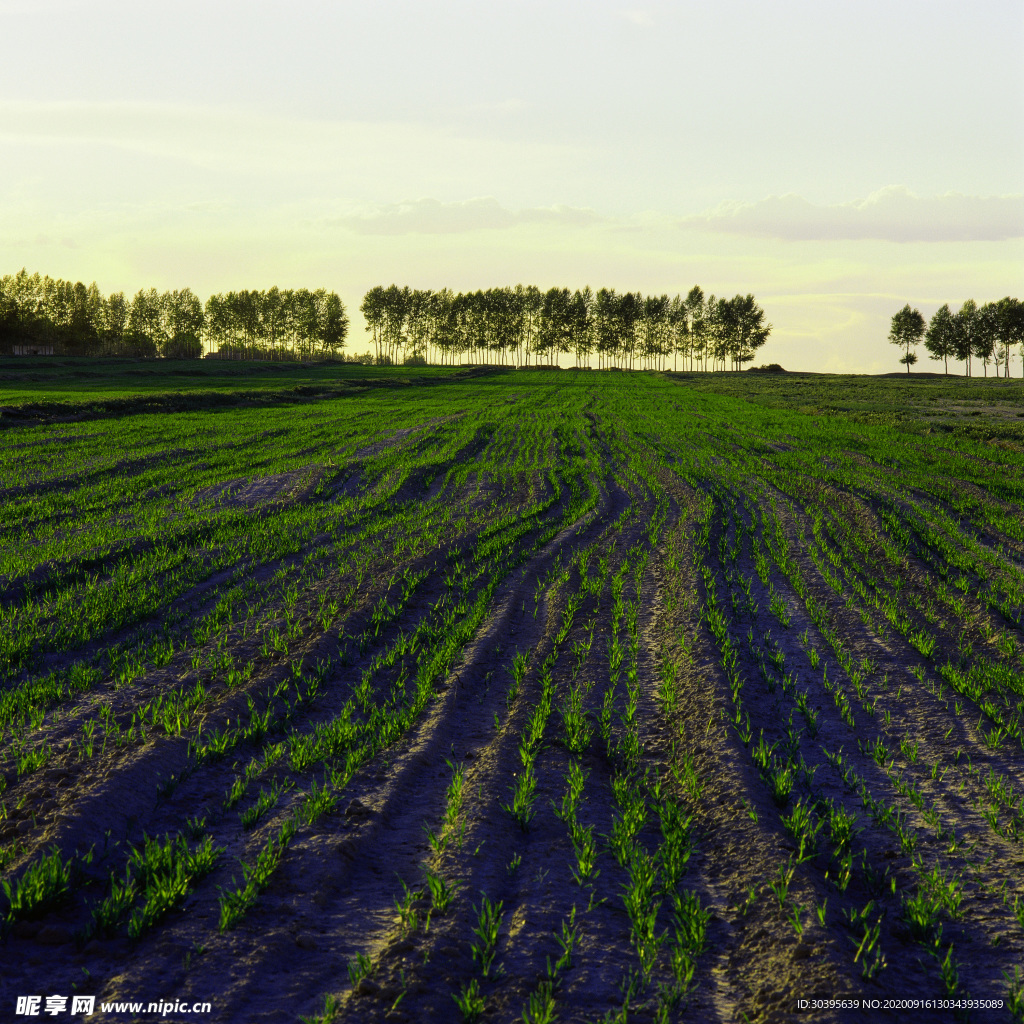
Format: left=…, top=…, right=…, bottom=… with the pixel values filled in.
left=424, top=869, right=459, bottom=915
left=453, top=978, right=486, bottom=1022
left=470, top=893, right=504, bottom=977
left=218, top=820, right=296, bottom=932
left=125, top=834, right=221, bottom=940
left=2, top=846, right=85, bottom=926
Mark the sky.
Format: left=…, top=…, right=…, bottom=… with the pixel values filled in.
left=1, top=0, right=1022, bottom=372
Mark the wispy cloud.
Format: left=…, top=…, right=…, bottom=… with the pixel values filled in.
left=679, top=186, right=1024, bottom=243
left=337, top=196, right=601, bottom=236
left=0, top=100, right=591, bottom=201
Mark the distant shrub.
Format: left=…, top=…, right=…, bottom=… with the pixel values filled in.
left=748, top=363, right=786, bottom=373
left=162, top=333, right=203, bottom=359
left=115, top=334, right=158, bottom=359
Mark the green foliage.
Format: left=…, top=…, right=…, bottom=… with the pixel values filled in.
left=424, top=869, right=458, bottom=915
left=2, top=846, right=83, bottom=925
left=453, top=978, right=486, bottom=1022
left=521, top=980, right=557, bottom=1024
left=126, top=834, right=221, bottom=940
left=0, top=269, right=350, bottom=359
left=347, top=952, right=374, bottom=987
left=889, top=304, right=926, bottom=372
left=2, top=360, right=1024, bottom=1016
left=300, top=778, right=338, bottom=824
left=470, top=893, right=504, bottom=977
left=218, top=819, right=296, bottom=931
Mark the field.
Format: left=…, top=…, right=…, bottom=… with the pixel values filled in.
left=1, top=362, right=1024, bottom=1023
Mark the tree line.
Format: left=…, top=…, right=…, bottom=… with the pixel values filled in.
left=0, top=269, right=349, bottom=359
left=890, top=297, right=1024, bottom=376
left=360, top=285, right=771, bottom=370
left=1, top=268, right=775, bottom=370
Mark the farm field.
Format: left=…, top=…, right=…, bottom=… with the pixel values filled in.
left=1, top=365, right=1024, bottom=1023
left=0, top=358, right=458, bottom=422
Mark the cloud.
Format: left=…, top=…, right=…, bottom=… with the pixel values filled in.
left=679, top=186, right=1024, bottom=242
left=0, top=101, right=591, bottom=202
left=337, top=196, right=601, bottom=236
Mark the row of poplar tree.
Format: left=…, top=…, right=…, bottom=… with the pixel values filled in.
left=0, top=268, right=773, bottom=369
left=889, top=297, right=1024, bottom=376
left=0, top=269, right=349, bottom=359
left=360, top=285, right=771, bottom=370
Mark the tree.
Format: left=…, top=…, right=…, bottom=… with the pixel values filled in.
left=952, top=300, right=978, bottom=376
left=618, top=292, right=641, bottom=370
left=286, top=288, right=348, bottom=359
left=163, top=288, right=205, bottom=358
left=702, top=295, right=724, bottom=371
left=991, top=296, right=1023, bottom=378
left=568, top=287, right=594, bottom=367
left=537, top=287, right=572, bottom=364
left=889, top=304, right=925, bottom=374
left=686, top=287, right=706, bottom=371
left=128, top=288, right=164, bottom=355
left=315, top=289, right=349, bottom=357
left=640, top=294, right=669, bottom=370
left=360, top=286, right=386, bottom=363
left=668, top=294, right=687, bottom=371
left=976, top=302, right=1000, bottom=377
left=0, top=269, right=43, bottom=352
left=924, top=304, right=956, bottom=375
left=593, top=288, right=620, bottom=368
left=405, top=288, right=432, bottom=363
left=1001, top=297, right=1024, bottom=377
left=721, top=294, right=771, bottom=369
left=365, top=281, right=773, bottom=371
left=37, top=277, right=101, bottom=353
left=428, top=288, right=457, bottom=364
left=368, top=285, right=410, bottom=363
left=261, top=286, right=287, bottom=356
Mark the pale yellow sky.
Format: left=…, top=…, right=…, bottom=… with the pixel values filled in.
left=1, top=2, right=1022, bottom=372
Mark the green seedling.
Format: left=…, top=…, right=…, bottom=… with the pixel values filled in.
left=347, top=952, right=374, bottom=987
left=560, top=683, right=593, bottom=755
left=218, top=819, right=296, bottom=931
left=470, top=893, right=504, bottom=977
left=424, top=869, right=458, bottom=914
left=301, top=777, right=338, bottom=824
left=521, top=980, right=557, bottom=1024
left=126, top=833, right=221, bottom=940
left=503, top=767, right=537, bottom=832
left=570, top=821, right=599, bottom=884
left=902, top=888, right=943, bottom=943
left=394, top=878, right=420, bottom=936
left=3, top=846, right=86, bottom=925
left=553, top=905, right=579, bottom=973
left=453, top=979, right=486, bottom=1022
left=1004, top=967, right=1024, bottom=1023
left=769, top=860, right=795, bottom=909
left=241, top=781, right=284, bottom=830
